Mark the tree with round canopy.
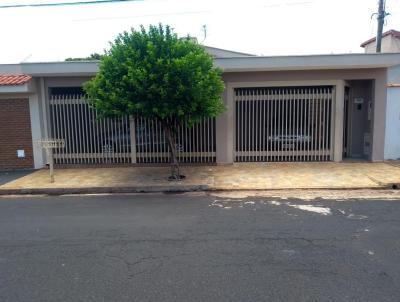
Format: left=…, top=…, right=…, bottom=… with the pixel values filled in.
left=84, top=24, right=225, bottom=179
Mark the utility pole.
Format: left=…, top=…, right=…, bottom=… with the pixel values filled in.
left=376, top=0, right=386, bottom=52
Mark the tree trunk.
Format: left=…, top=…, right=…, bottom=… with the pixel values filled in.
left=164, top=124, right=181, bottom=180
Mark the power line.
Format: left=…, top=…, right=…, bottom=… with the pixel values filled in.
left=0, top=0, right=141, bottom=9
left=73, top=10, right=210, bottom=22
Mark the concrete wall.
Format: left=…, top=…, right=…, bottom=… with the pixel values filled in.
left=384, top=65, right=400, bottom=159
left=44, top=76, right=92, bottom=89
left=364, top=35, right=400, bottom=53
left=393, top=38, right=400, bottom=54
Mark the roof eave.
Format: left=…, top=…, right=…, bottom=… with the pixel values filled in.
left=0, top=81, right=36, bottom=94
left=215, top=53, right=400, bottom=72
left=0, top=61, right=99, bottom=77
left=219, top=64, right=394, bottom=73
left=0, top=53, right=399, bottom=76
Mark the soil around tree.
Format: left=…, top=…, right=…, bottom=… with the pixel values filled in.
left=168, top=174, right=186, bottom=181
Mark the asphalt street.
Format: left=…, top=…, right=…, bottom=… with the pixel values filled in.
left=0, top=192, right=400, bottom=302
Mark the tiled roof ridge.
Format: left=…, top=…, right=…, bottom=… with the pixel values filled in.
left=0, top=74, right=32, bottom=86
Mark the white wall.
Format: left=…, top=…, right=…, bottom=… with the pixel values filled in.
left=29, top=91, right=44, bottom=168
left=384, top=65, right=400, bottom=160
left=364, top=35, right=400, bottom=53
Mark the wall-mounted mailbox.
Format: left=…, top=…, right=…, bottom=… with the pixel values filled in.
left=17, top=150, right=25, bottom=158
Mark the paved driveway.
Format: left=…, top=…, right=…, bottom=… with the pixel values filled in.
left=0, top=192, right=400, bottom=302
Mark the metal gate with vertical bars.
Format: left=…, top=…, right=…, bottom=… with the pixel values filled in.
left=235, top=86, right=334, bottom=162
left=49, top=95, right=216, bottom=164
left=134, top=117, right=216, bottom=164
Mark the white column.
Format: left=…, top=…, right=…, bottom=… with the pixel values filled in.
left=216, top=85, right=234, bottom=164
left=384, top=65, right=400, bottom=160
left=38, top=77, right=49, bottom=165
left=40, top=78, right=49, bottom=138
left=333, top=80, right=345, bottom=162
left=371, top=71, right=388, bottom=161
left=29, top=93, right=44, bottom=168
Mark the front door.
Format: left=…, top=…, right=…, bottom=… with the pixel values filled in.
left=342, top=80, right=373, bottom=160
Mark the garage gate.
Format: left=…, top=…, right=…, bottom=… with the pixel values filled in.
left=235, top=86, right=334, bottom=162
left=48, top=94, right=216, bottom=165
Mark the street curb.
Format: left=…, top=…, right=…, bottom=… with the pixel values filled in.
left=0, top=185, right=211, bottom=196
left=0, top=183, right=397, bottom=196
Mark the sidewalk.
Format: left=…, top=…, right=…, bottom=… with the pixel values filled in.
left=0, top=162, right=399, bottom=195
left=2, top=161, right=400, bottom=195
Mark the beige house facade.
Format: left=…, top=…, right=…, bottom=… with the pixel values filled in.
left=1, top=51, right=400, bottom=169
left=361, top=29, right=400, bottom=53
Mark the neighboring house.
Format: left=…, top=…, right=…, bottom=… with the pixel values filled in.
left=0, top=46, right=400, bottom=169
left=0, top=75, right=35, bottom=170
left=361, top=29, right=400, bottom=53
left=203, top=46, right=255, bottom=58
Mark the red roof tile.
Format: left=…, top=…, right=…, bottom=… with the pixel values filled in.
left=360, top=29, right=400, bottom=47
left=0, top=74, right=32, bottom=86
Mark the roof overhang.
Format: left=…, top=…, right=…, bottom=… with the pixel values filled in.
left=0, top=81, right=36, bottom=94
left=0, top=53, right=399, bottom=77
left=0, top=61, right=99, bottom=77
left=214, top=53, right=400, bottom=72
left=0, top=75, right=35, bottom=94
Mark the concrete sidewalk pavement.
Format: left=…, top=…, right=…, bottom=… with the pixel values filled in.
left=0, top=162, right=400, bottom=195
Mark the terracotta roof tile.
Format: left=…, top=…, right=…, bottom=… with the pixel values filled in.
left=0, top=74, right=32, bottom=86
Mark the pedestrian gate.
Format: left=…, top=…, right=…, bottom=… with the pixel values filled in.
left=49, top=95, right=216, bottom=164
left=235, top=86, right=334, bottom=162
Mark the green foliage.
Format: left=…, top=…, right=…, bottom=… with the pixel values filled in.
left=65, top=53, right=103, bottom=61
left=83, top=24, right=225, bottom=126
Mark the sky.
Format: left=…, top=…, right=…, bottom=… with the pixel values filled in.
left=0, top=0, right=399, bottom=63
